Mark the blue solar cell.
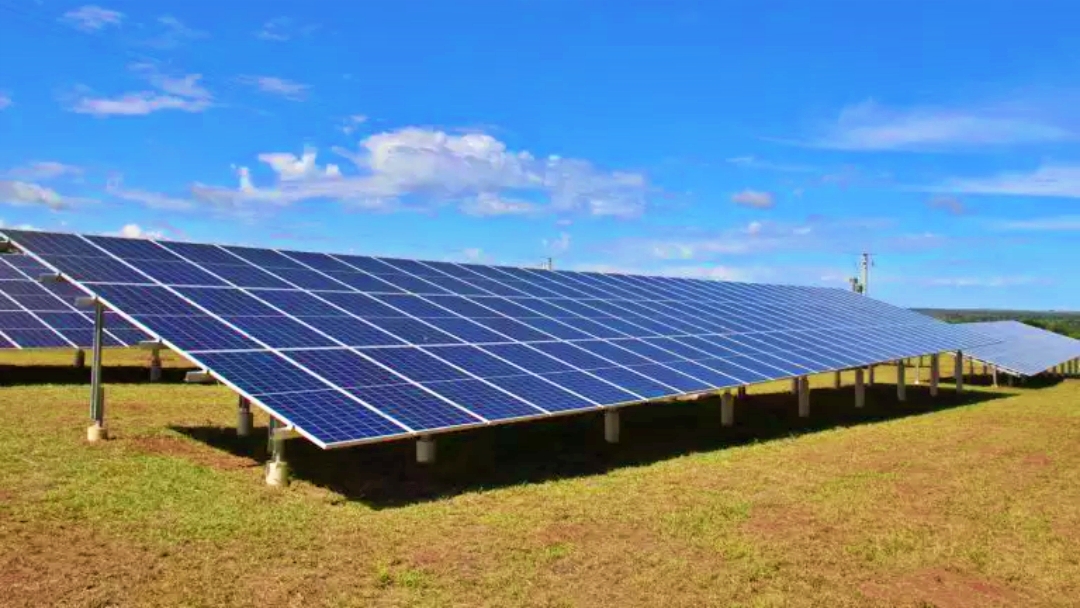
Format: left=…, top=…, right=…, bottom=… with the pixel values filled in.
left=514, top=317, right=592, bottom=340
left=366, top=317, right=463, bottom=345
left=556, top=317, right=627, bottom=339
left=138, top=314, right=261, bottom=351
left=0, top=332, right=15, bottom=347
left=223, top=246, right=307, bottom=270
left=360, top=347, right=471, bottom=382
left=369, top=273, right=450, bottom=295
left=249, top=290, right=344, bottom=316
left=627, top=363, right=711, bottom=392
left=421, top=317, right=509, bottom=343
left=371, top=294, right=452, bottom=318
left=271, top=268, right=350, bottom=291
left=286, top=348, right=403, bottom=388
left=0, top=262, right=24, bottom=279
left=177, top=287, right=278, bottom=316
left=223, top=315, right=339, bottom=349
left=297, top=316, right=404, bottom=347
left=44, top=255, right=149, bottom=284
left=323, top=271, right=402, bottom=292
left=424, top=345, right=527, bottom=378
left=195, top=350, right=330, bottom=395
left=610, top=339, right=685, bottom=363
left=542, top=370, right=639, bottom=403
left=3, top=328, right=71, bottom=347
left=0, top=294, right=21, bottom=311
left=108, top=328, right=149, bottom=346
left=588, top=366, right=678, bottom=398
left=643, top=337, right=710, bottom=360
left=422, top=379, right=544, bottom=419
left=571, top=340, right=652, bottom=365
left=484, top=375, right=598, bottom=413
left=696, top=358, right=768, bottom=383
left=469, top=297, right=540, bottom=318
left=1, top=231, right=101, bottom=256
left=155, top=241, right=240, bottom=265
left=483, top=343, right=575, bottom=373
left=0, top=281, right=48, bottom=295
left=58, top=329, right=122, bottom=347
left=200, top=263, right=294, bottom=289
left=664, top=361, right=741, bottom=389
left=528, top=341, right=616, bottom=370
left=8, top=294, right=71, bottom=311
left=468, top=317, right=554, bottom=341
left=348, top=383, right=482, bottom=430
left=35, top=312, right=91, bottom=328
left=466, top=278, right=529, bottom=297
left=257, top=390, right=406, bottom=445
left=416, top=274, right=491, bottom=296
left=333, top=254, right=396, bottom=275
left=278, top=250, right=356, bottom=273
left=319, top=292, right=405, bottom=317
left=0, top=311, right=46, bottom=329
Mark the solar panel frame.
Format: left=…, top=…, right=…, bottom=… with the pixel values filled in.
left=959, top=320, right=1080, bottom=376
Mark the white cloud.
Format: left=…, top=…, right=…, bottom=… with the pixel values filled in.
left=0, top=180, right=70, bottom=210
left=5, top=162, right=82, bottom=181
left=257, top=147, right=341, bottom=181
left=991, top=215, right=1080, bottom=231
left=573, top=262, right=753, bottom=282
left=459, top=193, right=537, bottom=217
left=542, top=232, right=571, bottom=255
left=192, top=128, right=652, bottom=219
left=923, top=275, right=1046, bottom=288
left=145, top=15, right=207, bottom=49
left=256, top=17, right=317, bottom=42
left=106, top=177, right=194, bottom=211
left=0, top=219, right=37, bottom=231
left=930, top=164, right=1080, bottom=199
left=238, top=75, right=309, bottom=101
left=731, top=189, right=775, bottom=209
left=807, top=98, right=1073, bottom=151
left=70, top=64, right=212, bottom=116
left=341, top=114, right=368, bottom=135
left=726, top=156, right=814, bottom=173
left=928, top=195, right=966, bottom=215
left=460, top=247, right=485, bottom=262
left=117, top=224, right=164, bottom=239
left=0, top=92, right=11, bottom=110
left=61, top=5, right=123, bottom=32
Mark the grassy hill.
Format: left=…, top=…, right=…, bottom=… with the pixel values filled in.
left=2, top=349, right=1079, bottom=606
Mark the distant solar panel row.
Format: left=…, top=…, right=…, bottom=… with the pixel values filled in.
left=0, top=254, right=147, bottom=349
left=961, top=321, right=1080, bottom=376
left=0, top=230, right=997, bottom=448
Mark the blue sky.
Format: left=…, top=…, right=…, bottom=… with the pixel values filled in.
left=1, top=1, right=1079, bottom=310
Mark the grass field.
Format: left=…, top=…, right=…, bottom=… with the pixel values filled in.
left=2, top=348, right=1079, bottom=607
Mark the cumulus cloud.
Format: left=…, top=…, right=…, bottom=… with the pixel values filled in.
left=117, top=224, right=164, bottom=239
left=731, top=189, right=775, bottom=209
left=61, top=5, right=123, bottom=32
left=4, top=162, right=82, bottom=181
left=192, top=128, right=652, bottom=219
left=238, top=75, right=309, bottom=101
left=106, top=177, right=194, bottom=211
left=805, top=98, right=1073, bottom=151
left=257, top=147, right=341, bottom=181
left=0, top=180, right=70, bottom=210
left=340, top=114, right=368, bottom=135
left=69, top=64, right=212, bottom=116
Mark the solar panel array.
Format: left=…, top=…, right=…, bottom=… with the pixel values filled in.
left=0, top=254, right=148, bottom=349
left=1, top=229, right=997, bottom=448
left=960, top=320, right=1080, bottom=376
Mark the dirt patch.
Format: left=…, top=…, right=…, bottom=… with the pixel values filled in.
left=128, top=436, right=258, bottom=471
left=0, top=522, right=161, bottom=608
left=740, top=504, right=830, bottom=543
left=860, top=568, right=1021, bottom=607
left=1022, top=454, right=1053, bottom=468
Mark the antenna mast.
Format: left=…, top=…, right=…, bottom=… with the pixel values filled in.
left=860, top=252, right=872, bottom=296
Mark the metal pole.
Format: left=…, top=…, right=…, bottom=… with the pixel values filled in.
left=87, top=302, right=106, bottom=441
left=954, top=351, right=964, bottom=394
left=929, top=353, right=939, bottom=397
left=896, top=360, right=907, bottom=402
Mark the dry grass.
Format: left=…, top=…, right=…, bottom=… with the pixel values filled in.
left=2, top=349, right=1079, bottom=607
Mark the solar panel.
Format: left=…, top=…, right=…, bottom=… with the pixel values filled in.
left=0, top=254, right=149, bottom=349
left=960, top=321, right=1080, bottom=376
left=0, top=229, right=998, bottom=448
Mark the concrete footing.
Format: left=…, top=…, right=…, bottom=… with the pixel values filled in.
left=417, top=436, right=436, bottom=463
left=265, top=460, right=290, bottom=487
left=86, top=422, right=108, bottom=442
left=149, top=350, right=162, bottom=382
left=797, top=376, right=810, bottom=418
left=604, top=410, right=620, bottom=443
left=721, top=391, right=734, bottom=427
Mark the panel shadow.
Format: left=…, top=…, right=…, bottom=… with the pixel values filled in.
left=171, top=382, right=1011, bottom=509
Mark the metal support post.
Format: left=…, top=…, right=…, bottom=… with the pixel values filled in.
left=73, top=349, right=85, bottom=369
left=833, top=370, right=842, bottom=389
left=87, top=302, right=107, bottom=442
left=721, top=391, right=734, bottom=427
left=790, top=377, right=799, bottom=394
left=954, top=351, right=964, bottom=394
left=797, top=376, right=810, bottom=418
left=237, top=396, right=253, bottom=437
left=854, top=368, right=865, bottom=408
left=736, top=385, right=747, bottom=400
left=929, top=354, right=939, bottom=397
left=148, top=348, right=162, bottom=382
left=914, top=356, right=922, bottom=385
left=897, top=359, right=907, bottom=402
left=265, top=417, right=290, bottom=486
left=604, top=409, right=620, bottom=443
left=867, top=365, right=876, bottom=385
left=416, top=435, right=436, bottom=463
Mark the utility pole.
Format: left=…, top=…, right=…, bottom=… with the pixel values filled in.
left=860, top=252, right=872, bottom=296
left=545, top=257, right=554, bottom=271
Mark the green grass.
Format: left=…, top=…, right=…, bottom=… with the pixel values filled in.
left=2, top=349, right=1079, bottom=607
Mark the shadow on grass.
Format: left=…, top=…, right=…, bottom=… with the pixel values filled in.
left=172, top=380, right=1013, bottom=509
left=0, top=364, right=192, bottom=385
